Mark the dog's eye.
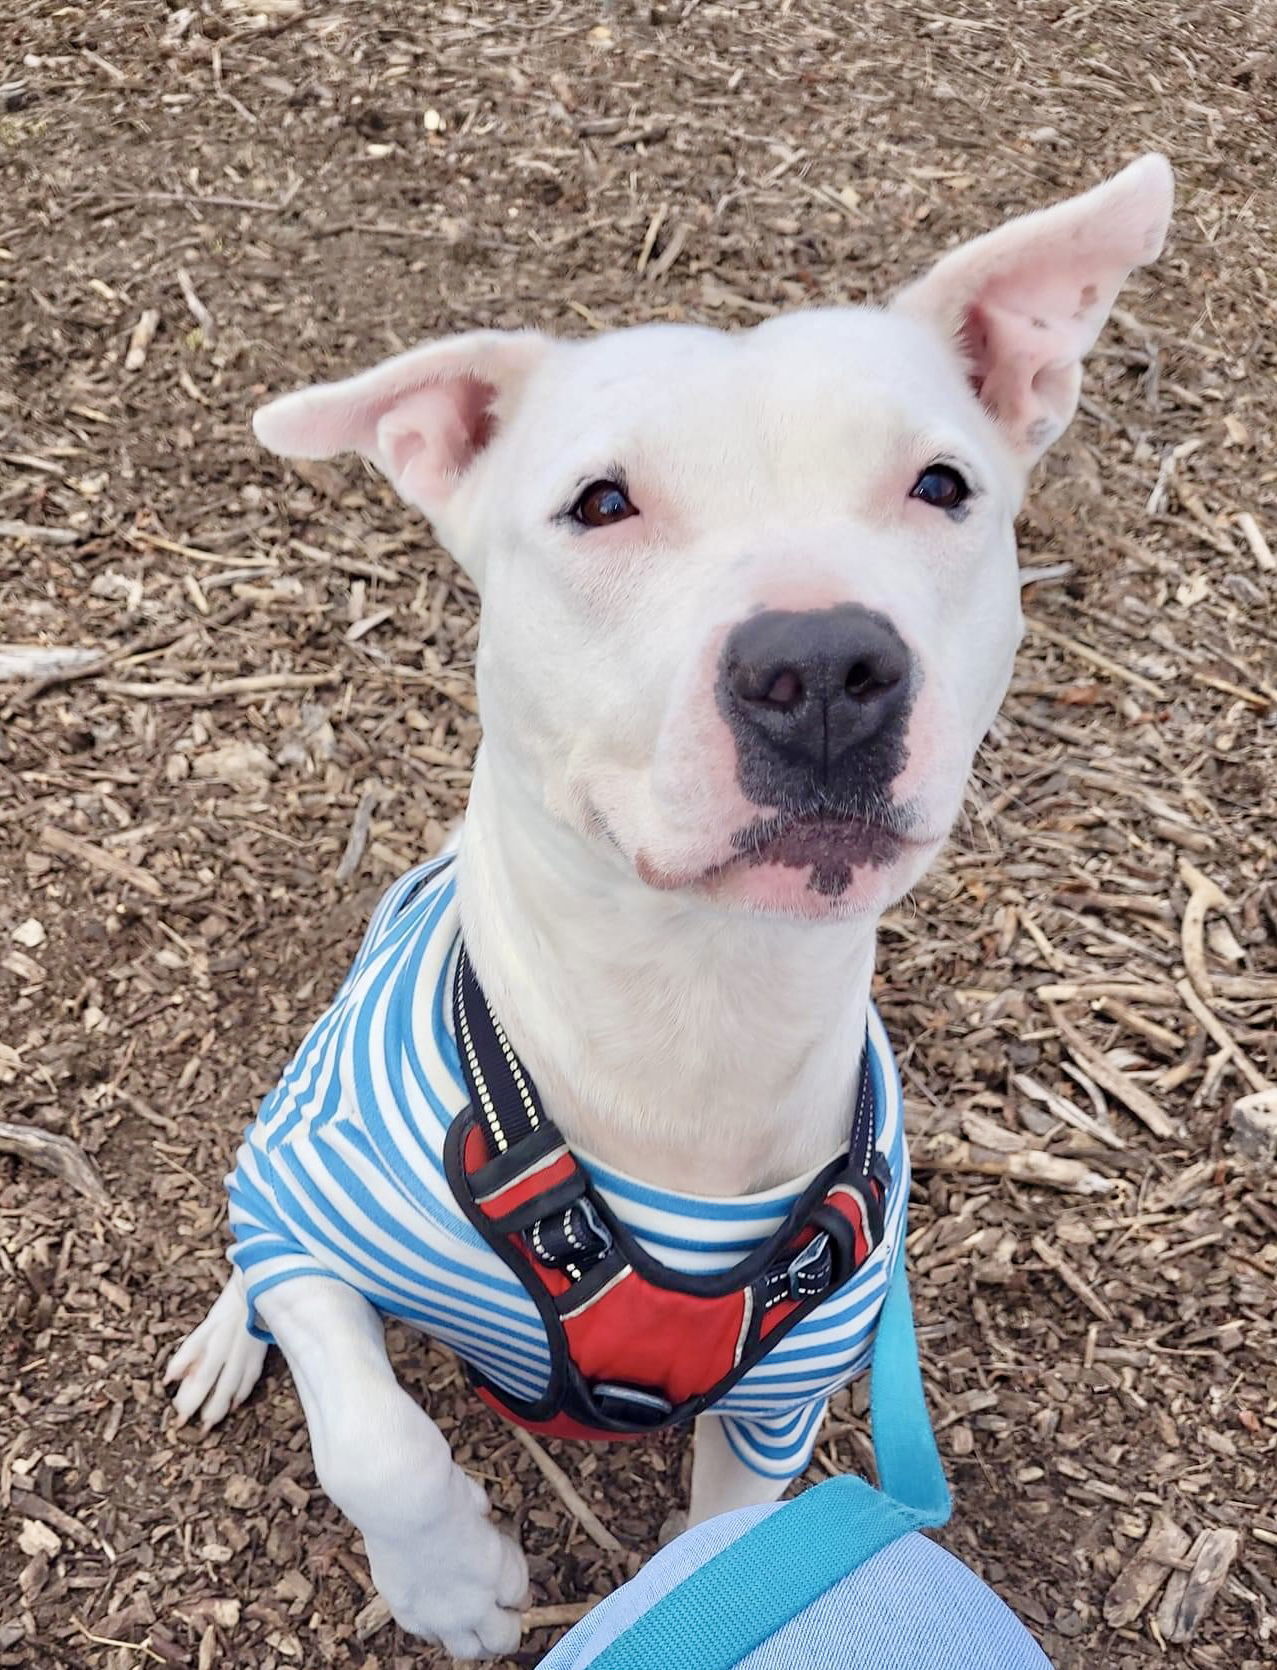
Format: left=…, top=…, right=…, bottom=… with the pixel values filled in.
left=572, top=480, right=638, bottom=528
left=910, top=465, right=970, bottom=513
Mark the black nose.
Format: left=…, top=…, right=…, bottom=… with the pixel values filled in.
left=719, top=605, right=912, bottom=796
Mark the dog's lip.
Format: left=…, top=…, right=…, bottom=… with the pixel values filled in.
left=731, top=810, right=930, bottom=859
left=634, top=812, right=940, bottom=892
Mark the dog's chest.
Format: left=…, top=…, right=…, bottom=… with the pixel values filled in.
left=228, top=861, right=909, bottom=1425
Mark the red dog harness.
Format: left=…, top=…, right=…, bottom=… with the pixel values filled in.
left=444, top=947, right=890, bottom=1440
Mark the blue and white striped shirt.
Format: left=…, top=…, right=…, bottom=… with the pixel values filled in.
left=227, top=859, right=909, bottom=1481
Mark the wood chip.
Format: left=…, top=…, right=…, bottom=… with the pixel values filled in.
left=1234, top=511, right=1275, bottom=571
left=1104, top=1516, right=1191, bottom=1627
left=124, top=308, right=160, bottom=371
left=912, top=1132, right=1114, bottom=1195
left=1014, top=1071, right=1127, bottom=1151
left=39, top=825, right=165, bottom=900
left=1031, top=1234, right=1114, bottom=1323
left=8, top=1487, right=98, bottom=1548
left=1049, top=1009, right=1180, bottom=1140
left=0, top=1121, right=109, bottom=1205
left=1154, top=1528, right=1240, bottom=1643
left=353, top=1595, right=390, bottom=1641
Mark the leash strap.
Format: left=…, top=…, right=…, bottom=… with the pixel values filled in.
left=582, top=1245, right=950, bottom=1670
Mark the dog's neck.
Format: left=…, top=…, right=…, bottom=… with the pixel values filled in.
left=456, top=749, right=877, bottom=1196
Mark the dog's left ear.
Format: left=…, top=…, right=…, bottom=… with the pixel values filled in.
left=252, top=330, right=550, bottom=523
left=893, top=154, right=1173, bottom=460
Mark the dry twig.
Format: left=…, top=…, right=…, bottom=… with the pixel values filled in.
left=514, top=1428, right=627, bottom=1554
left=0, top=1121, right=109, bottom=1205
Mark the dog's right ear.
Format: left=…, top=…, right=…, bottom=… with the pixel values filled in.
left=253, top=331, right=550, bottom=522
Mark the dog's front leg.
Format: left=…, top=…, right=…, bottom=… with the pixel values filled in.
left=686, top=1412, right=793, bottom=1526
left=256, top=1278, right=527, bottom=1657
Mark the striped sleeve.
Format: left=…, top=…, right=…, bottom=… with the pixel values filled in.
left=224, top=858, right=453, bottom=1341
left=226, top=1130, right=348, bottom=1340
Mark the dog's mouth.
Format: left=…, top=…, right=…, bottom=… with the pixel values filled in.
left=633, top=807, right=935, bottom=900
left=725, top=809, right=917, bottom=898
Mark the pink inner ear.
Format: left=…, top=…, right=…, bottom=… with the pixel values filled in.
left=897, top=155, right=1173, bottom=457
left=958, top=298, right=1080, bottom=444
left=376, top=375, right=499, bottom=508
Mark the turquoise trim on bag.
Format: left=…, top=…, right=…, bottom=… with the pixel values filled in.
left=586, top=1237, right=949, bottom=1670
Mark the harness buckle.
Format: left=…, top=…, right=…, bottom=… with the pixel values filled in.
left=787, top=1230, right=834, bottom=1301
left=589, top=1381, right=674, bottom=1428
left=530, top=1197, right=612, bottom=1272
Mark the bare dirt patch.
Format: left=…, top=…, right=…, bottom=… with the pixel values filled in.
left=2, top=4, right=1274, bottom=1667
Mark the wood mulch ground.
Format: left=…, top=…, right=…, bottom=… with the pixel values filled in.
left=1, top=3, right=1274, bottom=1666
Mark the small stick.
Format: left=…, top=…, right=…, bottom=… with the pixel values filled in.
left=124, top=309, right=160, bottom=372
left=40, top=826, right=165, bottom=900
left=91, top=183, right=302, bottom=217
left=335, top=787, right=379, bottom=884
left=1025, top=617, right=1166, bottom=699
left=1175, top=980, right=1269, bottom=1095
left=1049, top=1009, right=1179, bottom=1140
left=514, top=1428, right=626, bottom=1554
left=1235, top=510, right=1275, bottom=571
left=1190, top=670, right=1271, bottom=710
left=1214, top=974, right=1277, bottom=1000
left=636, top=204, right=666, bottom=273
left=524, top=1601, right=600, bottom=1629
left=97, top=671, right=339, bottom=701
left=0, top=644, right=100, bottom=681
left=176, top=268, right=215, bottom=344
left=70, top=1618, right=163, bottom=1665
left=124, top=528, right=265, bottom=566
left=646, top=221, right=689, bottom=283
left=0, top=520, right=82, bottom=547
left=1057, top=888, right=1173, bottom=923
left=7, top=597, right=250, bottom=705
left=1157, top=1026, right=1209, bottom=1094
left=1036, top=981, right=1178, bottom=1004
left=0, top=1122, right=108, bottom=1204
left=1013, top=1072, right=1126, bottom=1151
left=1031, top=1234, right=1114, bottom=1323
left=1093, top=997, right=1184, bottom=1054
left=912, top=1133, right=1114, bottom=1196
left=1178, top=860, right=1229, bottom=1002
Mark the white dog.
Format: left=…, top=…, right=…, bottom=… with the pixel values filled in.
left=167, top=156, right=1173, bottom=1657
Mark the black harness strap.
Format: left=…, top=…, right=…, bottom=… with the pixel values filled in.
left=446, top=942, right=889, bottom=1436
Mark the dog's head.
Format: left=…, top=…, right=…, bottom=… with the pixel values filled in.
left=257, top=156, right=1172, bottom=922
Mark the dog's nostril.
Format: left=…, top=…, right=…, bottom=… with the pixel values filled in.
left=845, top=658, right=887, bottom=699
left=764, top=669, right=804, bottom=709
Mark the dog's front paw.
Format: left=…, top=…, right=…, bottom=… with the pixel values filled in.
left=369, top=1506, right=529, bottom=1657
left=165, top=1269, right=267, bottom=1430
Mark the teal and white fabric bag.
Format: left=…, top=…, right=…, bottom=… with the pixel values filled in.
left=541, top=1250, right=1053, bottom=1670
